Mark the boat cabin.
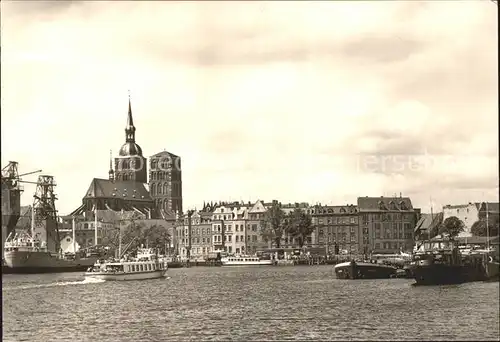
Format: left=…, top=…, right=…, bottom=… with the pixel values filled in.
left=90, top=260, right=166, bottom=274
left=227, top=256, right=260, bottom=262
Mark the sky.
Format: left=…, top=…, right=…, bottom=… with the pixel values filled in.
left=1, top=1, right=498, bottom=216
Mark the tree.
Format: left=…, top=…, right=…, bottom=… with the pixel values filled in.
left=438, top=216, right=465, bottom=239
left=285, top=208, right=314, bottom=248
left=144, top=224, right=171, bottom=254
left=471, top=217, right=500, bottom=237
left=259, top=201, right=286, bottom=248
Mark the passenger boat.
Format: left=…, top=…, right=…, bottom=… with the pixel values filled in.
left=334, top=260, right=397, bottom=279
left=221, top=255, right=274, bottom=266
left=408, top=237, right=487, bottom=285
left=84, top=248, right=167, bottom=281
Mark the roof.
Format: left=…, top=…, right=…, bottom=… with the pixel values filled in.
left=477, top=202, right=500, bottom=213
left=150, top=150, right=180, bottom=159
left=414, top=212, right=443, bottom=233
left=357, top=196, right=413, bottom=212
left=84, top=178, right=151, bottom=201
left=311, top=205, right=358, bottom=215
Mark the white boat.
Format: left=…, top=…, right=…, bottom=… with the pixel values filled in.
left=221, top=255, right=274, bottom=266
left=84, top=248, right=167, bottom=281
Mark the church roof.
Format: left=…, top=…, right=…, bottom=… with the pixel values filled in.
left=84, top=178, right=151, bottom=201
left=151, top=150, right=180, bottom=159
left=118, top=142, right=143, bottom=156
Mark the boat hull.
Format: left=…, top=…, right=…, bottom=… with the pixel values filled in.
left=3, top=250, right=98, bottom=274
left=84, top=269, right=166, bottom=281
left=334, top=261, right=397, bottom=279
left=410, top=264, right=486, bottom=285
left=485, top=261, right=500, bottom=281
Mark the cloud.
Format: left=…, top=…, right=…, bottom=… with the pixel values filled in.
left=1, top=1, right=497, bottom=215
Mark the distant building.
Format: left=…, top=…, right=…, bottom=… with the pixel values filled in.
left=175, top=211, right=212, bottom=259
left=357, top=196, right=419, bottom=254
left=414, top=212, right=444, bottom=240
left=310, top=204, right=359, bottom=254
left=443, top=202, right=500, bottom=237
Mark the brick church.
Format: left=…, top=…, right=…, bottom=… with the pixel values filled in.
left=70, top=97, right=183, bottom=219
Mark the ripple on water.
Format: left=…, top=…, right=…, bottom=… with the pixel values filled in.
left=2, top=267, right=499, bottom=341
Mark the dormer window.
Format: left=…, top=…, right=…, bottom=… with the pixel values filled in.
left=389, top=201, right=398, bottom=210
left=399, top=201, right=406, bottom=210
left=340, top=207, right=346, bottom=213
left=378, top=201, right=387, bottom=210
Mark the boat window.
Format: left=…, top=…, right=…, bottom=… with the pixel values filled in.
left=140, top=264, right=144, bottom=272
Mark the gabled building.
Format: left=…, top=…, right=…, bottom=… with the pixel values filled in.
left=311, top=204, right=358, bottom=254
left=357, top=196, right=419, bottom=254
left=414, top=212, right=444, bottom=240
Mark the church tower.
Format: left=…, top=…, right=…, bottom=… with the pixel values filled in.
left=108, top=150, right=114, bottom=181
left=114, top=95, right=147, bottom=183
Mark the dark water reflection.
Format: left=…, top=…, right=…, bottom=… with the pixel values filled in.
left=2, top=266, right=499, bottom=341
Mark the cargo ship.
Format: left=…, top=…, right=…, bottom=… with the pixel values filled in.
left=408, top=237, right=488, bottom=285
left=3, top=169, right=100, bottom=274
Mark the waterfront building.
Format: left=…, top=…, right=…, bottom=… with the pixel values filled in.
left=211, top=201, right=253, bottom=254
left=175, top=210, right=212, bottom=259
left=310, top=204, right=358, bottom=254
left=357, top=196, right=419, bottom=254
left=443, top=202, right=499, bottom=237
left=245, top=200, right=270, bottom=254
left=414, top=212, right=444, bottom=240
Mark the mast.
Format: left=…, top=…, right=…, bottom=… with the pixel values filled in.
left=486, top=202, right=490, bottom=251
left=94, top=206, right=98, bottom=247
left=72, top=217, right=76, bottom=253
left=118, top=209, right=123, bottom=259
left=31, top=204, right=35, bottom=247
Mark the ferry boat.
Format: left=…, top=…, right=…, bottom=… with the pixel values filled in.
left=408, top=237, right=487, bottom=285
left=334, top=260, right=397, bottom=279
left=85, top=248, right=167, bottom=281
left=221, top=255, right=274, bottom=266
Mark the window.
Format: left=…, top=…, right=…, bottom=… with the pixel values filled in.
left=236, top=236, right=239, bottom=242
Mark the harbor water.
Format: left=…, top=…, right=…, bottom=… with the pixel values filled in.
left=2, top=266, right=499, bottom=341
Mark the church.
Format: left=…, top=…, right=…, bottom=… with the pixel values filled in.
left=70, top=97, right=183, bottom=219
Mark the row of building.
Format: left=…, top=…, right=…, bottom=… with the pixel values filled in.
left=40, top=97, right=497, bottom=258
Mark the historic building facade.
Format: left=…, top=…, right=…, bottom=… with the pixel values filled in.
left=149, top=151, right=183, bottom=216
left=310, top=204, right=359, bottom=254
left=357, top=196, right=420, bottom=254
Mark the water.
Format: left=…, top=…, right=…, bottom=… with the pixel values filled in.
left=2, top=266, right=499, bottom=341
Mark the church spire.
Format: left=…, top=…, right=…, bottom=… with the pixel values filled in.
left=125, top=91, right=136, bottom=143
left=108, top=149, right=114, bottom=181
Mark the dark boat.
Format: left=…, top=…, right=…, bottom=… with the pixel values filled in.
left=408, top=237, right=487, bottom=285
left=334, top=260, right=397, bottom=279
